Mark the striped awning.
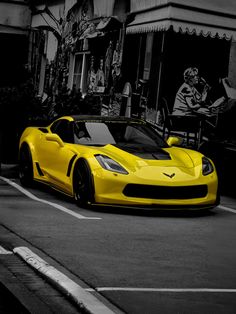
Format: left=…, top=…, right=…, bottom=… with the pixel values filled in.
left=127, top=2, right=236, bottom=40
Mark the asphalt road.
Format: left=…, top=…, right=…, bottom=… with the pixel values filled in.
left=0, top=164, right=236, bottom=313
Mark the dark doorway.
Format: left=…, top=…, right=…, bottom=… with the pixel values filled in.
left=0, top=33, right=29, bottom=87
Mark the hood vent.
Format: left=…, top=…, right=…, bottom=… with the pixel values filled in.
left=134, top=151, right=171, bottom=160
left=116, top=145, right=171, bottom=160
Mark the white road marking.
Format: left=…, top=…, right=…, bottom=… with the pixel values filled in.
left=0, top=176, right=101, bottom=220
left=218, top=205, right=236, bottom=213
left=0, top=245, right=13, bottom=254
left=86, top=287, right=236, bottom=293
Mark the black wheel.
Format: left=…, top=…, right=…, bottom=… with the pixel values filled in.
left=73, top=159, right=94, bottom=207
left=19, top=145, right=34, bottom=186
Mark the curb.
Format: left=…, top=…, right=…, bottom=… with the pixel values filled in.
left=13, top=247, right=119, bottom=314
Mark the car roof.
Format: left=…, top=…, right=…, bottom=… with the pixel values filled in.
left=71, top=115, right=146, bottom=123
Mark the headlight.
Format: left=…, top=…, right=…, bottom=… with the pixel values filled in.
left=202, top=157, right=214, bottom=176
left=95, top=155, right=128, bottom=174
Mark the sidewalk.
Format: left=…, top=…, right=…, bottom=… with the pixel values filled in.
left=0, top=244, right=83, bottom=314
left=0, top=282, right=29, bottom=314
left=0, top=259, right=50, bottom=314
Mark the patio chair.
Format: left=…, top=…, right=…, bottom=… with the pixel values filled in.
left=160, top=98, right=203, bottom=148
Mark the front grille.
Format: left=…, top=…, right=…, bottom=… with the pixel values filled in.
left=123, top=184, right=208, bottom=199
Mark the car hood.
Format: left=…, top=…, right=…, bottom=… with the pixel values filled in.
left=79, top=144, right=200, bottom=170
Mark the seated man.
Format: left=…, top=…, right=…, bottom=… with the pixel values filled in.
left=172, top=67, right=211, bottom=116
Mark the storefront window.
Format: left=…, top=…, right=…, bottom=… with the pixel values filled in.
left=72, top=52, right=89, bottom=94
left=73, top=53, right=83, bottom=90
left=143, top=33, right=154, bottom=80
left=87, top=55, right=105, bottom=93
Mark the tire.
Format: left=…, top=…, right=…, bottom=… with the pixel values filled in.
left=73, top=159, right=94, bottom=207
left=19, top=145, right=34, bottom=187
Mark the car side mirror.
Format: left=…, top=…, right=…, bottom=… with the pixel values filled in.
left=166, top=136, right=182, bottom=146
left=46, top=134, right=64, bottom=147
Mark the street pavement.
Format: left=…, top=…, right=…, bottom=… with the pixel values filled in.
left=0, top=163, right=235, bottom=313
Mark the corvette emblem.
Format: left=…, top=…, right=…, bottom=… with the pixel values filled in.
left=163, top=172, right=175, bottom=178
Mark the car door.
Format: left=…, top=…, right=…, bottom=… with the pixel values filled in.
left=37, top=119, right=76, bottom=194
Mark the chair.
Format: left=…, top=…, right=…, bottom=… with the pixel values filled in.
left=160, top=98, right=203, bottom=148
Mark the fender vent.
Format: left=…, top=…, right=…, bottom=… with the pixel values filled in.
left=35, top=162, right=44, bottom=176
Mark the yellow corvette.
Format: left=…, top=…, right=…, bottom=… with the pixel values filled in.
left=19, top=115, right=219, bottom=209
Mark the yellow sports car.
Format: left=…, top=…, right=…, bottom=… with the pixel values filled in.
left=19, top=115, right=219, bottom=209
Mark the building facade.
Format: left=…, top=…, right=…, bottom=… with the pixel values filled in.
left=123, top=0, right=236, bottom=117
left=2, top=0, right=236, bottom=115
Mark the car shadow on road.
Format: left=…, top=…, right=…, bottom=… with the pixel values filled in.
left=2, top=164, right=218, bottom=219
left=18, top=180, right=217, bottom=218
left=89, top=205, right=217, bottom=218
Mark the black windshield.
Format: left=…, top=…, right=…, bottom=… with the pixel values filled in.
left=74, top=120, right=168, bottom=150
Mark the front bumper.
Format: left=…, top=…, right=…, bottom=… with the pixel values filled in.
left=92, top=169, right=218, bottom=209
